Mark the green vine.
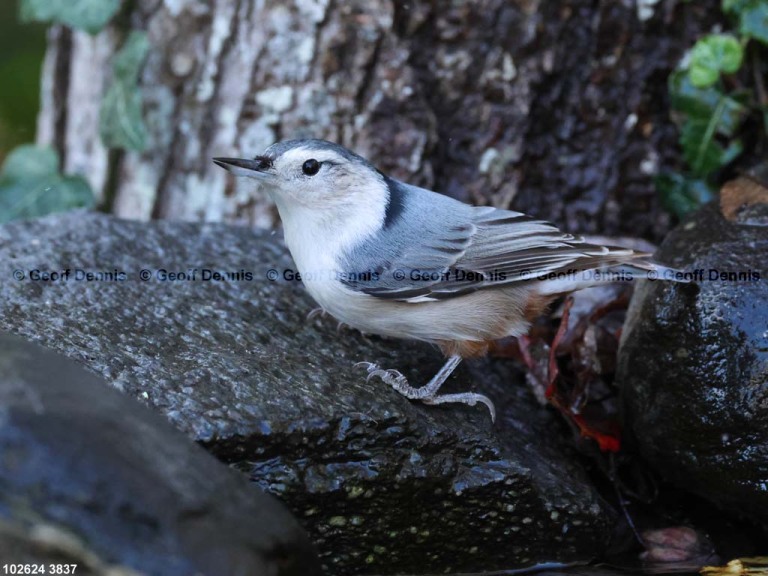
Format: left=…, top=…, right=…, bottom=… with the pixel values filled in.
left=657, top=0, right=768, bottom=218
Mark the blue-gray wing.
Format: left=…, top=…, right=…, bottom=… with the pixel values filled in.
left=340, top=179, right=638, bottom=302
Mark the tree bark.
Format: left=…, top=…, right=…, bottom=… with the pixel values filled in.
left=37, top=0, right=722, bottom=240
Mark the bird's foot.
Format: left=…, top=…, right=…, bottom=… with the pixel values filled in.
left=422, top=391, right=496, bottom=423
left=355, top=362, right=496, bottom=422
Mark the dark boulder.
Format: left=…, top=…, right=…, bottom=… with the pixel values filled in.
left=618, top=193, right=768, bottom=519
left=0, top=332, right=321, bottom=575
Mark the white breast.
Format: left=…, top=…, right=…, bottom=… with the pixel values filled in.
left=273, top=194, right=384, bottom=323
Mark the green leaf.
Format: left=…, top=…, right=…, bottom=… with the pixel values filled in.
left=19, top=0, right=121, bottom=35
left=113, top=31, right=150, bottom=80
left=656, top=173, right=717, bottom=219
left=688, top=34, right=744, bottom=88
left=0, top=145, right=59, bottom=182
left=0, top=146, right=95, bottom=224
left=722, top=0, right=751, bottom=14
left=680, top=120, right=719, bottom=175
left=99, top=31, right=150, bottom=151
left=739, top=1, right=768, bottom=44
left=668, top=71, right=749, bottom=137
left=0, top=176, right=94, bottom=224
left=669, top=71, right=720, bottom=117
left=680, top=117, right=743, bottom=176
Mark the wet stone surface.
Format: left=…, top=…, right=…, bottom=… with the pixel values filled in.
left=0, top=212, right=615, bottom=575
left=618, top=201, right=768, bottom=519
left=0, top=332, right=321, bottom=576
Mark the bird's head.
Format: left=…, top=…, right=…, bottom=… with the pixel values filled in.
left=214, top=139, right=387, bottom=212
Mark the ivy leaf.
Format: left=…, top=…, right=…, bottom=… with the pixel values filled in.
left=688, top=34, right=744, bottom=88
left=738, top=1, right=768, bottom=45
left=99, top=31, right=150, bottom=151
left=0, top=145, right=95, bottom=224
left=1, top=145, right=59, bottom=181
left=669, top=71, right=748, bottom=137
left=680, top=119, right=743, bottom=176
left=0, top=177, right=94, bottom=225
left=19, top=0, right=121, bottom=35
left=656, top=173, right=717, bottom=219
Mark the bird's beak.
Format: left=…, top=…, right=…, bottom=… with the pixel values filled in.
left=213, top=156, right=276, bottom=180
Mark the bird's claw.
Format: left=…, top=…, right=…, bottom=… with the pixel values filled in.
left=354, top=361, right=377, bottom=371
left=306, top=307, right=327, bottom=320
left=423, top=392, right=497, bottom=423
left=356, top=362, right=408, bottom=386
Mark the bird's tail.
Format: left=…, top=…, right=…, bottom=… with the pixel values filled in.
left=536, top=250, right=685, bottom=296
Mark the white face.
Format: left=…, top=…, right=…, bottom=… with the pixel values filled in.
left=217, top=141, right=392, bottom=258
left=257, top=146, right=387, bottom=210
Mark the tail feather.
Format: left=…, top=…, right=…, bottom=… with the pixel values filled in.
left=536, top=251, right=686, bottom=296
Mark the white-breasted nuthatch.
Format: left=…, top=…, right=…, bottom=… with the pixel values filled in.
left=214, top=139, right=673, bottom=421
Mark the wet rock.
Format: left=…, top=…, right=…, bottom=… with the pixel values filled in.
left=618, top=199, right=768, bottom=519
left=0, top=212, right=615, bottom=574
left=0, top=332, right=321, bottom=576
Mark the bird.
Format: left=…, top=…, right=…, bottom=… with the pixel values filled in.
left=214, top=139, right=674, bottom=422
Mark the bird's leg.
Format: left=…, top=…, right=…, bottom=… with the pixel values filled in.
left=356, top=355, right=496, bottom=422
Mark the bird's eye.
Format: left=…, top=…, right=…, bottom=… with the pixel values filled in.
left=302, top=159, right=320, bottom=176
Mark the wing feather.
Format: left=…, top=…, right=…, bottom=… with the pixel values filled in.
left=340, top=180, right=644, bottom=302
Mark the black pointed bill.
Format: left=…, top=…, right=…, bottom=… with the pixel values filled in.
left=212, top=156, right=275, bottom=179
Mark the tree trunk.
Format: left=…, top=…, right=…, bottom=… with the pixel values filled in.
left=36, top=0, right=722, bottom=240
